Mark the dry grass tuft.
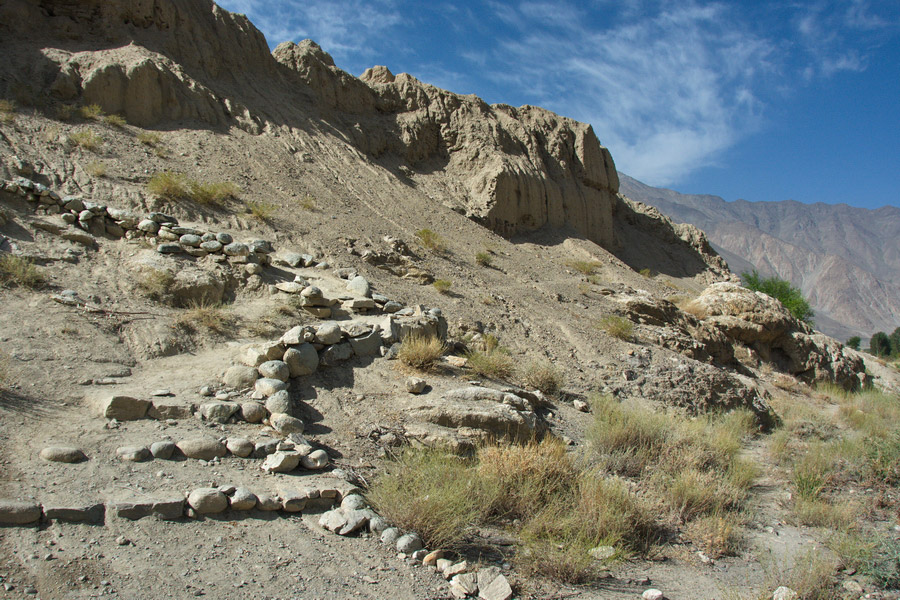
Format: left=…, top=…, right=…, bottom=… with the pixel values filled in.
left=84, top=161, right=107, bottom=178
left=70, top=129, right=103, bottom=152
left=79, top=104, right=104, bottom=120
left=597, top=315, right=634, bottom=341
left=189, top=180, right=240, bottom=205
left=137, top=131, right=163, bottom=147
left=173, top=302, right=238, bottom=336
left=398, top=333, right=446, bottom=371
left=135, top=268, right=176, bottom=304
left=102, top=114, right=126, bottom=128
left=565, top=259, right=602, bottom=275
left=475, top=251, right=492, bottom=266
left=684, top=513, right=744, bottom=558
left=520, top=359, right=563, bottom=395
left=56, top=104, right=75, bottom=121
left=0, top=254, right=44, bottom=289
left=147, top=171, right=188, bottom=201
left=298, top=194, right=317, bottom=211
left=0, top=99, right=15, bottom=123
left=466, top=347, right=514, bottom=380
left=246, top=201, right=276, bottom=221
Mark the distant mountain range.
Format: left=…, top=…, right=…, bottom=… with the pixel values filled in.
left=619, top=173, right=900, bottom=343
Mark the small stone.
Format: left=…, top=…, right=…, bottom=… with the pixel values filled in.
left=147, top=399, right=195, bottom=420
left=588, top=545, right=616, bottom=561
left=451, top=573, right=478, bottom=596
left=396, top=533, right=424, bottom=554
left=282, top=344, right=319, bottom=377
left=179, top=234, right=202, bottom=247
left=411, top=549, right=428, bottom=563
left=368, top=515, right=389, bottom=534
left=275, top=281, right=305, bottom=294
left=480, top=573, right=513, bottom=600
left=573, top=399, right=590, bottom=412
left=423, top=550, right=445, bottom=565
left=116, top=446, right=151, bottom=462
left=281, top=490, right=307, bottom=512
left=199, top=401, right=240, bottom=423
left=187, top=488, right=228, bottom=514
left=216, top=232, right=233, bottom=245
left=300, top=448, right=328, bottom=469
left=842, top=581, right=863, bottom=594
left=39, top=446, right=87, bottom=463
left=100, top=395, right=149, bottom=421
left=137, top=219, right=160, bottom=233
left=341, top=494, right=367, bottom=510
left=405, top=377, right=427, bottom=394
left=443, top=561, right=469, bottom=579
left=200, top=240, right=223, bottom=253
left=157, top=242, right=182, bottom=254
left=772, top=587, right=799, bottom=600
left=116, top=535, right=130, bottom=546
left=436, top=558, right=453, bottom=573
left=149, top=441, right=176, bottom=459
left=256, top=493, right=282, bottom=511
left=642, top=590, right=665, bottom=600
left=265, top=390, right=292, bottom=415
left=223, top=242, right=250, bottom=257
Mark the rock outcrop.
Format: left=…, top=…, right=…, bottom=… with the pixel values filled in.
left=688, top=282, right=865, bottom=389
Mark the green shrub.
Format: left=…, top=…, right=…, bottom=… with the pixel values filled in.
left=466, top=347, right=514, bottom=380
left=147, top=171, right=188, bottom=201
left=79, top=104, right=104, bottom=120
left=742, top=270, right=814, bottom=324
left=188, top=180, right=239, bottom=205
left=475, top=251, right=492, bottom=266
left=102, top=114, right=126, bottom=128
left=415, top=228, right=447, bottom=253
left=0, top=99, right=14, bottom=123
left=432, top=279, right=452, bottom=294
left=247, top=201, right=276, bottom=221
left=565, top=259, right=602, bottom=275
left=597, top=315, right=633, bottom=341
left=137, top=131, right=162, bottom=147
left=298, top=195, right=317, bottom=211
left=0, top=254, right=44, bottom=289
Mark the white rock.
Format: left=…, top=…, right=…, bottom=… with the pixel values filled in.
left=396, top=532, right=424, bottom=554
left=225, top=437, right=254, bottom=458
left=642, top=590, right=665, bottom=600
left=270, top=413, right=305, bottom=435
left=187, top=488, right=228, bottom=514
left=772, top=587, right=799, bottom=600
left=315, top=322, right=343, bottom=345
left=300, top=448, right=328, bottom=469
left=261, top=450, right=301, bottom=473
left=258, top=360, right=290, bottom=382
left=254, top=378, right=287, bottom=397
left=229, top=487, right=257, bottom=510
left=406, top=377, right=427, bottom=394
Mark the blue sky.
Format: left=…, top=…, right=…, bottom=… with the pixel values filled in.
left=217, top=0, right=900, bottom=209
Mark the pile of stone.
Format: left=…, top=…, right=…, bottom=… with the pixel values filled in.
left=0, top=477, right=358, bottom=526
left=3, top=177, right=276, bottom=264
left=271, top=273, right=405, bottom=318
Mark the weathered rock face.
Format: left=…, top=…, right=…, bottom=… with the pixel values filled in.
left=690, top=283, right=865, bottom=389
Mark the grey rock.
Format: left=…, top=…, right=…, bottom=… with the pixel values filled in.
left=253, top=438, right=280, bottom=458
left=223, top=365, right=259, bottom=389
left=280, top=325, right=314, bottom=345
left=319, top=508, right=347, bottom=532
left=39, top=446, right=87, bottom=463
left=341, top=494, right=367, bottom=510
left=349, top=331, right=383, bottom=357
left=148, top=212, right=177, bottom=224
left=199, top=401, right=239, bottom=423
left=772, top=588, right=799, bottom=600
left=223, top=242, right=249, bottom=257
left=176, top=437, right=227, bottom=460
left=321, top=342, right=353, bottom=366
left=368, top=515, right=389, bottom=534
left=255, top=378, right=288, bottom=397
left=200, top=240, right=223, bottom=253
left=314, top=322, right=342, bottom=345
left=338, top=509, right=371, bottom=535
left=249, top=240, right=273, bottom=254
left=229, top=487, right=257, bottom=510
left=226, top=437, right=255, bottom=458
left=44, top=504, right=105, bottom=523
left=301, top=449, right=329, bottom=469
left=265, top=390, right=293, bottom=416
left=283, top=343, right=319, bottom=377
left=100, top=395, right=149, bottom=421
left=137, top=219, right=160, bottom=233
left=275, top=281, right=305, bottom=294
left=216, top=232, right=233, bottom=245
left=261, top=450, right=301, bottom=473
left=116, top=446, right=151, bottom=462
left=240, top=402, right=267, bottom=423
left=0, top=500, right=42, bottom=524
left=187, top=488, right=228, bottom=514
left=281, top=490, right=307, bottom=512
left=256, top=493, right=282, bottom=511
left=179, top=234, right=202, bottom=247
left=347, top=275, right=371, bottom=297
left=383, top=301, right=403, bottom=313
left=396, top=532, right=424, bottom=554
left=381, top=527, right=402, bottom=545
left=156, top=242, right=182, bottom=254
left=147, top=399, right=195, bottom=420
left=480, top=572, right=513, bottom=600
left=280, top=252, right=304, bottom=267
left=270, top=413, right=305, bottom=435
left=302, top=285, right=325, bottom=300
left=149, top=441, right=176, bottom=459
left=258, top=360, right=290, bottom=382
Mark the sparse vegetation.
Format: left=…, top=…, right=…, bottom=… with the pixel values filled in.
left=56, top=104, right=75, bottom=121
left=0, top=99, right=15, bottom=123
left=415, top=228, right=447, bottom=254
left=521, top=359, right=563, bottom=395
left=432, top=279, right=452, bottom=294
left=146, top=171, right=238, bottom=205
left=597, top=315, right=634, bottom=341
left=135, top=268, right=176, bottom=304
left=0, top=254, right=44, bottom=289
left=298, top=194, right=317, bottom=211
left=397, top=333, right=446, bottom=371
left=173, top=301, right=237, bottom=336
left=137, top=131, right=163, bottom=147
left=639, top=267, right=654, bottom=277
left=247, top=200, right=276, bottom=221
left=565, top=259, right=602, bottom=275
left=70, top=129, right=103, bottom=152
left=465, top=341, right=514, bottom=380
left=475, top=251, right=492, bottom=266
left=0, top=350, right=11, bottom=387
left=79, top=104, right=104, bottom=120
left=102, top=114, right=127, bottom=128
left=84, top=161, right=107, bottom=177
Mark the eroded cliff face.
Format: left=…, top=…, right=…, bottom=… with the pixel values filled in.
left=0, top=0, right=722, bottom=276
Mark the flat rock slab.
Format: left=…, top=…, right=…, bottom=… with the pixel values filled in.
left=40, top=446, right=87, bottom=463
left=111, top=499, right=185, bottom=521
left=44, top=504, right=105, bottom=523
left=176, top=437, right=227, bottom=460
left=99, top=395, right=150, bottom=420
left=0, top=500, right=42, bottom=525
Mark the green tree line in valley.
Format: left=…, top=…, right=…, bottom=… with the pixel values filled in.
left=845, top=327, right=900, bottom=357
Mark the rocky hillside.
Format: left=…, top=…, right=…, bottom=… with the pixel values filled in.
left=619, top=173, right=900, bottom=343
left=0, top=2, right=898, bottom=600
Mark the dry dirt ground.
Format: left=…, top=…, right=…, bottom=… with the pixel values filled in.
left=0, top=101, right=896, bottom=600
